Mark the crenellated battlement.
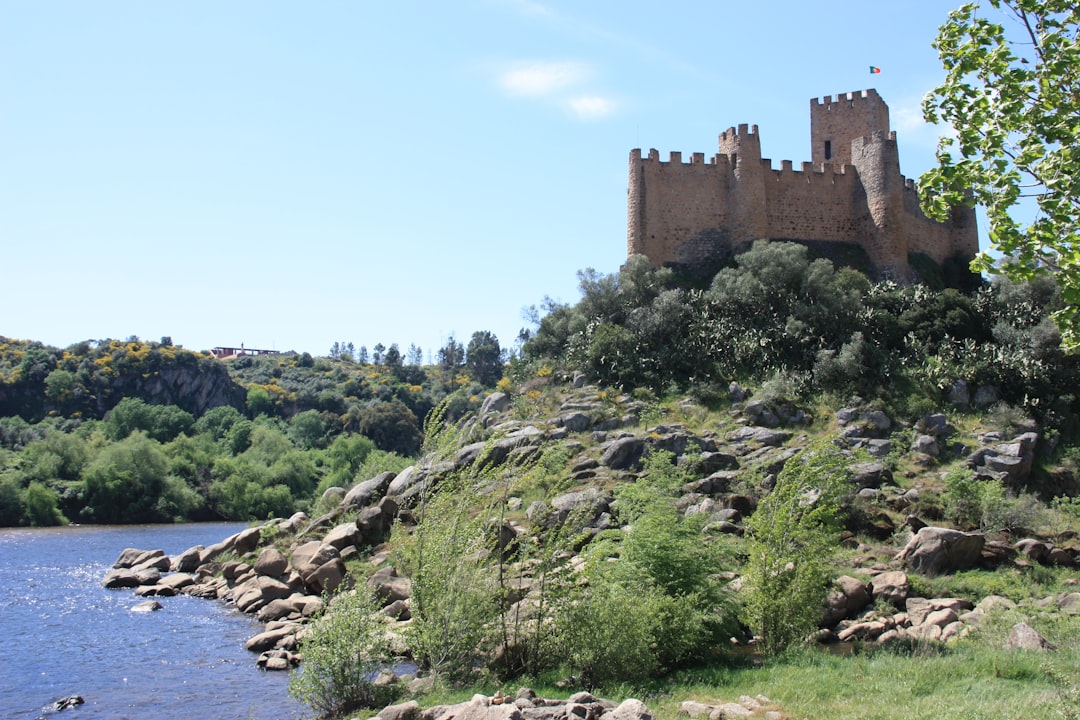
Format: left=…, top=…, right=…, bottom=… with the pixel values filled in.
left=627, top=89, right=978, bottom=280
left=811, top=88, right=883, bottom=109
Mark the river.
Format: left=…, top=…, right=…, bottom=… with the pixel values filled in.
left=0, top=523, right=307, bottom=720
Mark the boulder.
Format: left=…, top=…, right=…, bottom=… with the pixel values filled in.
left=911, top=434, right=940, bottom=457
left=344, top=471, right=397, bottom=509
left=369, top=567, right=413, bottom=605
left=823, top=575, right=871, bottom=625
left=257, top=649, right=301, bottom=671
left=113, top=548, right=165, bottom=569
left=230, top=527, right=263, bottom=555
left=601, top=699, right=655, bottom=720
left=864, top=410, right=892, bottom=433
left=379, top=701, right=422, bottom=720
left=245, top=625, right=296, bottom=652
left=1005, top=622, right=1057, bottom=651
left=1014, top=538, right=1052, bottom=564
left=386, top=466, right=421, bottom=497
left=324, top=522, right=362, bottom=552
left=52, top=696, right=85, bottom=711
left=897, top=527, right=985, bottom=575
left=158, top=573, right=196, bottom=592
left=870, top=571, right=911, bottom=608
left=172, top=545, right=204, bottom=573
left=101, top=566, right=161, bottom=588
left=254, top=547, right=289, bottom=577
left=948, top=380, right=971, bottom=408
left=480, top=392, right=510, bottom=415
left=849, top=461, right=893, bottom=489
left=600, top=436, right=647, bottom=470
left=305, top=557, right=347, bottom=595
left=290, top=541, right=340, bottom=577
left=906, top=597, right=973, bottom=626
left=727, top=427, right=791, bottom=447
left=130, top=600, right=163, bottom=613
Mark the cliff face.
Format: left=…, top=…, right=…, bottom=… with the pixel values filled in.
left=0, top=338, right=246, bottom=422
left=93, top=360, right=247, bottom=418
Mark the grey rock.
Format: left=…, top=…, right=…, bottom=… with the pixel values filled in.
left=324, top=522, right=361, bottom=552
left=870, top=571, right=910, bottom=607
left=601, top=699, right=655, bottom=720
left=481, top=392, right=511, bottom=415
left=600, top=436, right=647, bottom=470
left=948, top=380, right=971, bottom=408
left=911, top=434, right=940, bottom=457
left=172, top=546, right=204, bottom=573
left=343, top=471, right=396, bottom=509
left=897, top=526, right=985, bottom=575
left=379, top=701, right=422, bottom=720
left=864, top=410, right=892, bottom=432
left=1005, top=622, right=1057, bottom=651
left=254, top=547, right=289, bottom=577
left=850, top=461, right=893, bottom=489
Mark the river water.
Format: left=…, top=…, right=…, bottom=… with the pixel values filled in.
left=0, top=523, right=306, bottom=720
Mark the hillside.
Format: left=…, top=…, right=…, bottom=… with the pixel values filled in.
left=0, top=334, right=502, bottom=526
left=105, top=375, right=1080, bottom=719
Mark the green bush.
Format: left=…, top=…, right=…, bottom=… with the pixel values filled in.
left=554, top=565, right=661, bottom=688
left=941, top=465, right=1043, bottom=532
left=743, top=440, right=849, bottom=654
left=24, top=481, right=64, bottom=526
left=288, top=586, right=399, bottom=717
left=395, top=470, right=500, bottom=684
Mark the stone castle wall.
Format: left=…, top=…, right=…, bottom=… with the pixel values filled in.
left=627, top=90, right=978, bottom=279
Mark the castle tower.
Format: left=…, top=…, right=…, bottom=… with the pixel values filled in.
left=717, top=124, right=767, bottom=242
left=810, top=89, right=890, bottom=167
left=852, top=130, right=909, bottom=278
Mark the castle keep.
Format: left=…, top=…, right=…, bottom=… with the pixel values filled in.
left=627, top=89, right=978, bottom=279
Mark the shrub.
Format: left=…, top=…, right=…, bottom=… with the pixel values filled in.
left=288, top=586, right=399, bottom=717
left=743, top=440, right=849, bottom=654
left=24, top=481, right=64, bottom=526
left=554, top=565, right=661, bottom=688
left=395, top=470, right=500, bottom=684
left=941, top=465, right=1043, bottom=532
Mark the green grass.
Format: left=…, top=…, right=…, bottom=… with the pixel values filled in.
left=397, top=621, right=1080, bottom=720
left=643, top=636, right=1079, bottom=720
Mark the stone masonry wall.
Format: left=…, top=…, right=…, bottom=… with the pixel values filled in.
left=627, top=89, right=978, bottom=279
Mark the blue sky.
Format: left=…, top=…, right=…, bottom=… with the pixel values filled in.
left=1, top=0, right=978, bottom=359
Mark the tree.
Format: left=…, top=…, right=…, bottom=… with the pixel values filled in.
left=465, top=331, right=503, bottom=386
left=920, top=0, right=1080, bottom=349
left=383, top=343, right=402, bottom=368
left=358, top=401, right=422, bottom=456
left=407, top=343, right=424, bottom=366
left=288, top=586, right=399, bottom=716
left=437, top=335, right=464, bottom=371
left=742, top=441, right=850, bottom=654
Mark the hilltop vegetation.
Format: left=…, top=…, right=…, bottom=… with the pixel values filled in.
left=0, top=331, right=507, bottom=526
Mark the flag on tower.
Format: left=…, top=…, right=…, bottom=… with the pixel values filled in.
left=870, top=66, right=882, bottom=74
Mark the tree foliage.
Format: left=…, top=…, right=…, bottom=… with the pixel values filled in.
left=920, top=0, right=1080, bottom=349
left=288, top=586, right=399, bottom=717
left=742, top=441, right=850, bottom=654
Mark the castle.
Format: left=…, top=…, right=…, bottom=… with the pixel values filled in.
left=627, top=89, right=978, bottom=279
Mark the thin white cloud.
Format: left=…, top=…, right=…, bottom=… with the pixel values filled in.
left=498, top=61, right=589, bottom=97
left=566, top=96, right=616, bottom=120
left=894, top=96, right=955, bottom=148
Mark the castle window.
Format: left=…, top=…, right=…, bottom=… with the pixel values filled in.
left=824, top=140, right=832, bottom=160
